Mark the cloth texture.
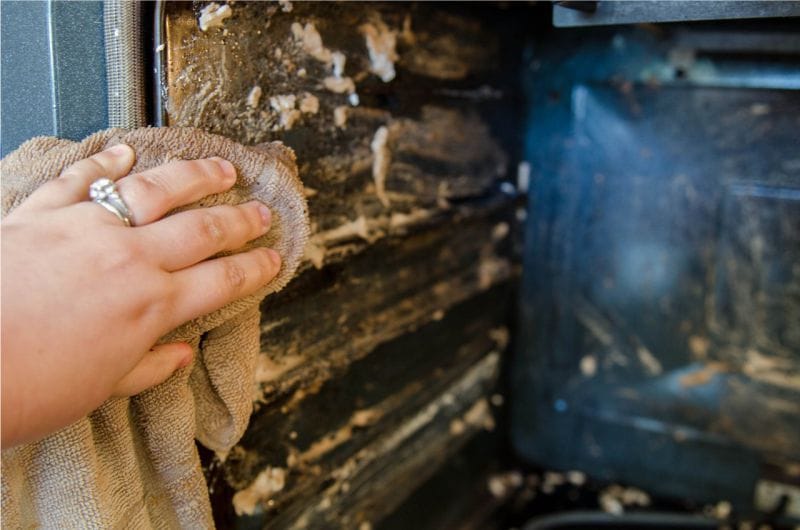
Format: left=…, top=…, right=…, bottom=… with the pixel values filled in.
left=1, top=127, right=310, bottom=528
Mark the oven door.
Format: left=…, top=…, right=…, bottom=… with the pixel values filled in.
left=514, top=21, right=800, bottom=520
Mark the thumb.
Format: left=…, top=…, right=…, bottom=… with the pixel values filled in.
left=111, top=342, right=194, bottom=397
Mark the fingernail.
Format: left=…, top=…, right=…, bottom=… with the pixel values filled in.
left=257, top=203, right=271, bottom=228
left=106, top=144, right=131, bottom=157
left=266, top=248, right=281, bottom=269
left=210, top=157, right=237, bottom=181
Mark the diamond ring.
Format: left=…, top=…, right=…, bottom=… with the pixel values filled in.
left=89, top=178, right=134, bottom=227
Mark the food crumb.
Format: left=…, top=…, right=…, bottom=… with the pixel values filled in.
left=492, top=222, right=510, bottom=241
left=599, top=493, right=624, bottom=515
left=323, top=76, right=356, bottom=94
left=488, top=471, right=524, bottom=498
left=246, top=86, right=262, bottom=108
left=270, top=94, right=301, bottom=129
left=688, top=335, right=711, bottom=359
left=449, top=418, right=465, bottom=435
left=333, top=106, right=348, bottom=128
left=580, top=354, right=597, bottom=377
left=541, top=471, right=565, bottom=494
left=360, top=18, right=398, bottom=82
left=370, top=126, right=391, bottom=207
left=232, top=467, right=287, bottom=516
left=299, top=93, right=319, bottom=114
left=599, top=484, right=652, bottom=515
left=710, top=500, right=732, bottom=519
left=198, top=2, right=232, bottom=32
left=566, top=470, right=586, bottom=486
left=291, top=22, right=332, bottom=63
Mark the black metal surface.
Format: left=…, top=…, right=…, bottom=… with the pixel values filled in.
left=554, top=1, right=800, bottom=28
left=513, top=23, right=800, bottom=518
left=152, top=0, right=167, bottom=127
left=523, top=511, right=717, bottom=530
left=1, top=1, right=54, bottom=156
left=1, top=0, right=107, bottom=156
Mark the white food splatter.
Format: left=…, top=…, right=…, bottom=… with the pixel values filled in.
left=299, top=93, right=319, bottom=114
left=333, top=106, right=348, bottom=128
left=370, top=126, right=391, bottom=207
left=198, top=3, right=232, bottom=32
left=360, top=18, right=398, bottom=82
left=246, top=86, right=262, bottom=108
left=232, top=467, right=287, bottom=516
left=269, top=94, right=301, bottom=129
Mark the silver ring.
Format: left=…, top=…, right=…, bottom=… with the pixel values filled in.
left=89, top=178, right=134, bottom=227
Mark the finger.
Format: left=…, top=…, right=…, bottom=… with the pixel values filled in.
left=167, top=248, right=281, bottom=328
left=139, top=201, right=272, bottom=271
left=17, top=144, right=136, bottom=212
left=116, top=157, right=237, bottom=226
left=111, top=343, right=193, bottom=397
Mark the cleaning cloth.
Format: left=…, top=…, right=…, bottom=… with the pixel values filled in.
left=1, top=127, right=310, bottom=528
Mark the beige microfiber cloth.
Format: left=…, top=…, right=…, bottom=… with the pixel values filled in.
left=1, top=127, right=310, bottom=528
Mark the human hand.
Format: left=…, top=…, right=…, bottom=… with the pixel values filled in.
left=1, top=144, right=281, bottom=448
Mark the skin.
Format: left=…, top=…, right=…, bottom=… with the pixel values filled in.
left=1, top=144, right=282, bottom=448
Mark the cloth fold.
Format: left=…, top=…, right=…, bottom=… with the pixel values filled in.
left=1, top=127, right=310, bottom=528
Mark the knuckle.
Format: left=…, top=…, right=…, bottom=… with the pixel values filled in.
left=136, top=169, right=174, bottom=198
left=221, top=259, right=248, bottom=294
left=101, top=239, right=139, bottom=271
left=61, top=159, right=92, bottom=177
left=220, top=205, right=253, bottom=246
left=142, top=275, right=178, bottom=326
left=175, top=159, right=215, bottom=185
left=135, top=356, right=165, bottom=387
left=57, top=160, right=78, bottom=177
left=57, top=165, right=78, bottom=179
left=199, top=211, right=228, bottom=246
left=194, top=159, right=224, bottom=180
left=256, top=249, right=276, bottom=282
left=234, top=205, right=259, bottom=236
left=58, top=162, right=87, bottom=180
left=248, top=205, right=266, bottom=234
left=85, top=156, right=108, bottom=173
left=108, top=254, right=142, bottom=280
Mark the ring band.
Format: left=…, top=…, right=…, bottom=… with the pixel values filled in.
left=89, top=178, right=134, bottom=227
